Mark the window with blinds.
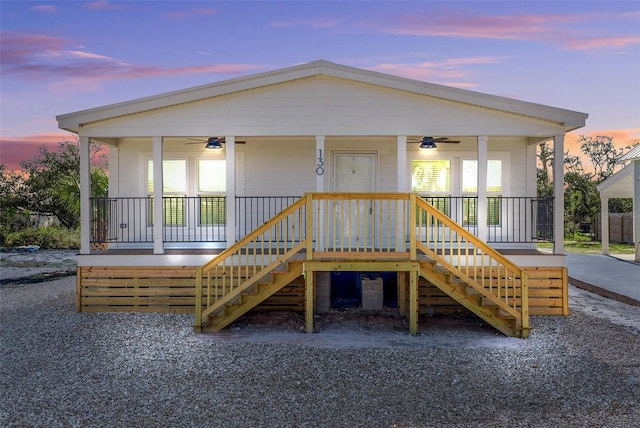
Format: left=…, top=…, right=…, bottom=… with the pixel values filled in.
left=198, top=160, right=226, bottom=225
left=412, top=160, right=451, bottom=223
left=411, top=160, right=451, bottom=194
left=462, top=160, right=502, bottom=226
left=147, top=160, right=187, bottom=226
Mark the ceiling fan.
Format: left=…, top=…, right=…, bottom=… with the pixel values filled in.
left=409, top=136, right=461, bottom=149
left=185, top=137, right=246, bottom=149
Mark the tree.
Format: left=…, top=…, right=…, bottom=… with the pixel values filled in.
left=4, top=139, right=108, bottom=229
left=538, top=135, right=631, bottom=237
left=561, top=152, right=598, bottom=233
left=0, top=165, right=30, bottom=239
left=578, top=135, right=630, bottom=182
left=537, top=141, right=553, bottom=197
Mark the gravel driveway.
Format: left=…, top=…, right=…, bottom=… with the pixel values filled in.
left=1, top=277, right=639, bottom=427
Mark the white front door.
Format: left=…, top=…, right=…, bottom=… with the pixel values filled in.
left=333, top=153, right=376, bottom=193
left=332, top=153, right=377, bottom=249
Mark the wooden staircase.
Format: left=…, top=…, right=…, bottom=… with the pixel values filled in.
left=194, top=193, right=530, bottom=338
left=201, top=260, right=303, bottom=331
left=419, top=260, right=527, bottom=337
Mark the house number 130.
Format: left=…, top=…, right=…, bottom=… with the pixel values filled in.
left=316, top=149, right=325, bottom=175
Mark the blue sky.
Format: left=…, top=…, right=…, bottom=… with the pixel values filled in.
left=1, top=0, right=639, bottom=170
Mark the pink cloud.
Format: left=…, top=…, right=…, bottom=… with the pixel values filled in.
left=372, top=10, right=639, bottom=52
left=164, top=8, right=217, bottom=19
left=32, top=5, right=57, bottom=13
left=0, top=133, right=111, bottom=172
left=83, top=1, right=125, bottom=11
left=271, top=18, right=340, bottom=29
left=0, top=133, right=75, bottom=171
left=562, top=36, right=640, bottom=50
left=1, top=32, right=265, bottom=91
left=380, top=11, right=570, bottom=40
left=48, top=63, right=265, bottom=93
left=367, top=56, right=506, bottom=87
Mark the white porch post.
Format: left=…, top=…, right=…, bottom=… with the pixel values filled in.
left=315, top=136, right=326, bottom=251
left=526, top=143, right=538, bottom=242
left=634, top=159, right=640, bottom=262
left=316, top=136, right=325, bottom=192
left=396, top=136, right=407, bottom=191
left=79, top=136, right=91, bottom=254
left=396, top=136, right=408, bottom=251
left=225, top=135, right=237, bottom=246
left=553, top=134, right=565, bottom=255
left=108, top=146, right=119, bottom=198
left=152, top=137, right=164, bottom=254
left=477, top=136, right=488, bottom=242
left=600, top=197, right=609, bottom=255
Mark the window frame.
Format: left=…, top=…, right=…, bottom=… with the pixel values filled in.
left=461, top=159, right=504, bottom=226
left=146, top=158, right=188, bottom=227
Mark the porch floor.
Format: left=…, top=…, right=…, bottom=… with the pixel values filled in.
left=87, top=248, right=549, bottom=257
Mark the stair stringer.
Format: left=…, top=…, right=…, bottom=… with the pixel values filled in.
left=204, top=261, right=304, bottom=332
left=418, top=261, right=525, bottom=338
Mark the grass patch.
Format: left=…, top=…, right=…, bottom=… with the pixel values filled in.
left=537, top=240, right=636, bottom=255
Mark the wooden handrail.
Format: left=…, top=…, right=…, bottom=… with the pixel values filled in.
left=199, top=196, right=306, bottom=273
left=415, top=196, right=528, bottom=331
left=415, top=197, right=524, bottom=274
left=195, top=192, right=528, bottom=335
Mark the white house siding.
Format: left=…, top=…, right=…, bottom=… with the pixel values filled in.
left=77, top=77, right=568, bottom=139
left=110, top=137, right=529, bottom=200
left=242, top=139, right=316, bottom=196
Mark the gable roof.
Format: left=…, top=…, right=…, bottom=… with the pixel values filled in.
left=57, top=59, right=588, bottom=133
left=619, top=144, right=640, bottom=162
left=600, top=144, right=640, bottom=198
left=597, top=162, right=634, bottom=198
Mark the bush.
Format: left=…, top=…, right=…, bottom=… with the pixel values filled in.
left=3, top=226, right=80, bottom=249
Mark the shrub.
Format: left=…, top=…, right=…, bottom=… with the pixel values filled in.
left=4, top=226, right=80, bottom=249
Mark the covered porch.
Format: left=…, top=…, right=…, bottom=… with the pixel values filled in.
left=78, top=132, right=569, bottom=258
left=58, top=60, right=586, bottom=334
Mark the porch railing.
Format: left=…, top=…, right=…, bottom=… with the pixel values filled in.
left=90, top=195, right=553, bottom=245
left=420, top=195, right=554, bottom=243
left=90, top=196, right=226, bottom=244
left=235, top=196, right=302, bottom=240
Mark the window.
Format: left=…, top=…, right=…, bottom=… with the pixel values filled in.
left=198, top=160, right=226, bottom=193
left=462, top=160, right=502, bottom=193
left=147, top=160, right=186, bottom=226
left=147, top=160, right=187, bottom=193
left=462, top=160, right=502, bottom=226
left=412, top=160, right=451, bottom=223
left=198, top=160, right=226, bottom=225
left=412, top=160, right=451, bottom=194
left=199, top=197, right=226, bottom=225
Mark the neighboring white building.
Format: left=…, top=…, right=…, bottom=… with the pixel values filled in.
left=597, top=144, right=640, bottom=261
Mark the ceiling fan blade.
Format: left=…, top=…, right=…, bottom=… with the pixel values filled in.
left=184, top=138, right=246, bottom=145
left=430, top=137, right=461, bottom=143
left=213, top=137, right=247, bottom=144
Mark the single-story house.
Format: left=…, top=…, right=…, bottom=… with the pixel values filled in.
left=57, top=60, right=588, bottom=337
left=597, top=145, right=640, bottom=261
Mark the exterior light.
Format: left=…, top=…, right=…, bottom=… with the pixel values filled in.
left=420, top=137, right=437, bottom=149
left=205, top=137, right=223, bottom=150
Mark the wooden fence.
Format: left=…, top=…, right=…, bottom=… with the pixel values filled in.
left=593, top=213, right=634, bottom=244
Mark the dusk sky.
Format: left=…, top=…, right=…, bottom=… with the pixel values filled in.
left=1, top=0, right=639, bottom=171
